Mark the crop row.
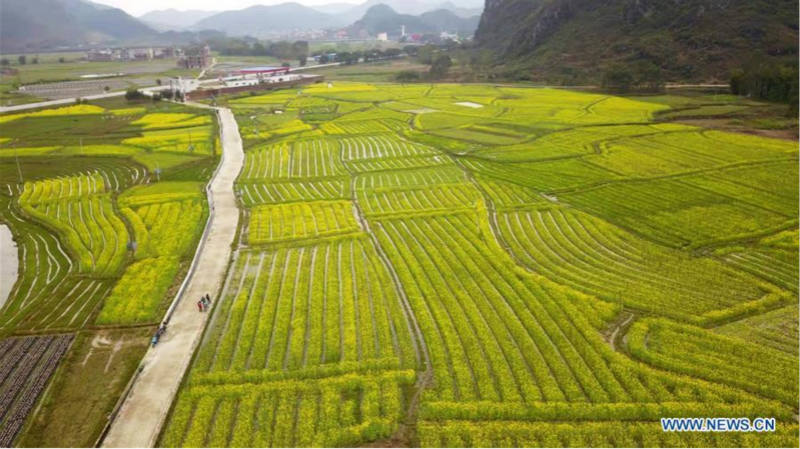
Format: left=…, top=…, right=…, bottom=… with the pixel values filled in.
left=132, top=113, right=211, bottom=130
left=494, top=91, right=667, bottom=126
left=357, top=183, right=479, bottom=217
left=247, top=200, right=360, bottom=245
left=591, top=134, right=736, bottom=178
left=19, top=173, right=106, bottom=204
left=627, top=318, right=799, bottom=405
left=345, top=155, right=448, bottom=173
left=237, top=179, right=349, bottom=207
left=371, top=211, right=767, bottom=407
left=339, top=134, right=435, bottom=161
left=242, top=139, right=346, bottom=180
left=122, top=125, right=215, bottom=155
left=558, top=178, right=790, bottom=248
left=720, top=247, right=798, bottom=293
left=334, top=107, right=411, bottom=124
left=474, top=177, right=546, bottom=209
left=429, top=126, right=526, bottom=146
left=192, top=239, right=415, bottom=373
left=321, top=119, right=401, bottom=135
left=373, top=212, right=653, bottom=403
left=117, top=181, right=203, bottom=208
left=0, top=197, right=114, bottom=331
left=714, top=305, right=798, bottom=356
left=123, top=199, right=204, bottom=258
left=0, top=335, right=73, bottom=447
left=5, top=278, right=110, bottom=331
left=462, top=157, right=618, bottom=193
left=474, top=123, right=689, bottom=162
left=23, top=195, right=128, bottom=275
left=95, top=256, right=180, bottom=325
left=682, top=160, right=798, bottom=216
left=353, top=165, right=466, bottom=190
left=162, top=369, right=414, bottom=448
left=609, top=130, right=796, bottom=170
left=495, top=207, right=765, bottom=320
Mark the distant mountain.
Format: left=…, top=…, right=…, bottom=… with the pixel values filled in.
left=349, top=4, right=479, bottom=37
left=436, top=1, right=483, bottom=18
left=321, top=0, right=483, bottom=24
left=191, top=3, right=338, bottom=37
left=310, top=2, right=360, bottom=15
left=475, top=0, right=799, bottom=82
left=0, top=0, right=155, bottom=52
left=139, top=9, right=219, bottom=31
left=419, top=8, right=481, bottom=35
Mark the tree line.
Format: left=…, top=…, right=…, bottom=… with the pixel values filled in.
left=730, top=63, right=798, bottom=115
left=207, top=37, right=310, bottom=65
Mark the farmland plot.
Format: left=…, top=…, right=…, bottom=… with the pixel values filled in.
left=339, top=134, right=436, bottom=161
left=473, top=123, right=693, bottom=162
left=163, top=83, right=799, bottom=448
left=0, top=157, right=150, bottom=332
left=247, top=200, right=360, bottom=244
left=163, top=237, right=418, bottom=446
left=0, top=335, right=74, bottom=446
left=557, top=178, right=794, bottom=248
left=0, top=100, right=218, bottom=445
left=628, top=318, right=799, bottom=405
left=494, top=206, right=769, bottom=321
left=241, top=139, right=346, bottom=180
left=715, top=305, right=799, bottom=355
left=0, top=195, right=111, bottom=332
left=17, top=173, right=129, bottom=275
left=238, top=179, right=350, bottom=206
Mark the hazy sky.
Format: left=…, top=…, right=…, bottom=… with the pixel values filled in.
left=93, top=1, right=361, bottom=16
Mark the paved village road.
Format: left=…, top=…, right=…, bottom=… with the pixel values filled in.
left=101, top=107, right=243, bottom=447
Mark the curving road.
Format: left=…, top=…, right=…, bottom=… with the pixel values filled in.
left=101, top=107, right=243, bottom=447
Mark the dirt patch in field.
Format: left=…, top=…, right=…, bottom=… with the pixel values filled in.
left=18, top=328, right=152, bottom=448
left=454, top=101, right=484, bottom=108
left=404, top=108, right=437, bottom=114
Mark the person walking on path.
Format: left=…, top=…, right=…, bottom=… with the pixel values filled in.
left=197, top=300, right=204, bottom=312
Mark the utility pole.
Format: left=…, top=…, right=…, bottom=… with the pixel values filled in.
left=13, top=143, right=23, bottom=185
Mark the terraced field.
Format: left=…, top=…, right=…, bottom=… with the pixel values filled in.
left=0, top=100, right=218, bottom=445
left=162, top=83, right=798, bottom=448
left=2, top=83, right=797, bottom=448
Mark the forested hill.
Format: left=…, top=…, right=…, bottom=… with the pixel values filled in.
left=474, top=0, right=799, bottom=83
left=0, top=0, right=155, bottom=52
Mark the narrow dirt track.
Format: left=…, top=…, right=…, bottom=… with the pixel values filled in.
left=101, top=107, right=243, bottom=448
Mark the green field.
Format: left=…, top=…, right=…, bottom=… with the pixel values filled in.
left=0, top=98, right=217, bottom=445
left=1, top=82, right=798, bottom=448
left=158, top=83, right=798, bottom=448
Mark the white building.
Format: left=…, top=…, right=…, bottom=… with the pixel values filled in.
left=377, top=32, right=388, bottom=41
left=440, top=31, right=459, bottom=41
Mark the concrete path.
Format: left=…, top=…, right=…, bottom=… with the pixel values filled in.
left=101, top=107, right=243, bottom=448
